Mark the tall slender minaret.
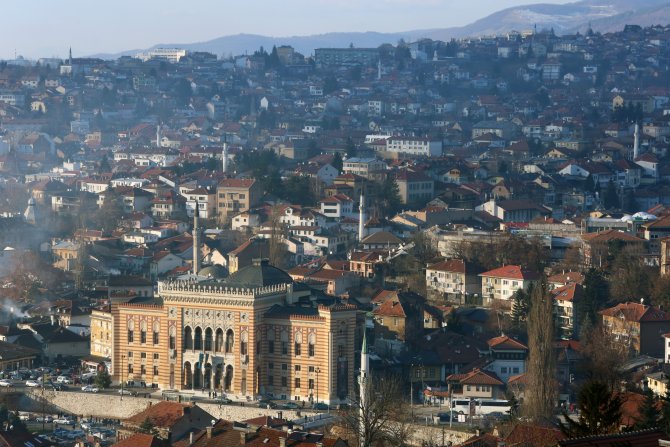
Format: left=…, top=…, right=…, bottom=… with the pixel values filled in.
left=377, top=59, right=382, bottom=81
left=358, top=331, right=369, bottom=447
left=193, top=201, right=201, bottom=275
left=358, top=192, right=366, bottom=242
left=222, top=142, right=228, bottom=173
left=156, top=124, right=161, bottom=148
left=633, top=123, right=640, bottom=160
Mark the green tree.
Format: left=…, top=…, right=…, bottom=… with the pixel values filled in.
left=634, top=388, right=658, bottom=430
left=332, top=152, right=343, bottom=173
left=660, top=382, right=670, bottom=434
left=345, top=137, right=357, bottom=158
left=139, top=417, right=156, bottom=435
left=94, top=369, right=112, bottom=389
left=511, top=287, right=530, bottom=332
left=323, top=76, right=339, bottom=94
left=559, top=381, right=622, bottom=438
left=603, top=180, right=619, bottom=209
left=577, top=268, right=608, bottom=329
left=376, top=175, right=401, bottom=217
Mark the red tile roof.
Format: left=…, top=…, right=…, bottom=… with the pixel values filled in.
left=550, top=283, right=583, bottom=302
left=600, top=302, right=670, bottom=323
left=487, top=335, right=528, bottom=350
left=112, top=433, right=163, bottom=447
left=449, top=368, right=503, bottom=386
left=427, top=259, right=466, bottom=273
left=373, top=298, right=407, bottom=318
left=479, top=265, right=541, bottom=280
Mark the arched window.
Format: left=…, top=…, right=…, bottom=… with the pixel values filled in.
left=169, top=326, right=176, bottom=350
left=240, top=331, right=248, bottom=355
left=215, top=328, right=224, bottom=352
left=225, top=329, right=234, bottom=353
left=140, top=320, right=147, bottom=344
left=184, top=326, right=193, bottom=350
left=153, top=321, right=160, bottom=345
left=127, top=319, right=134, bottom=343
left=294, top=331, right=302, bottom=357
left=204, top=328, right=213, bottom=351
left=194, top=327, right=203, bottom=350
left=308, top=333, right=316, bottom=357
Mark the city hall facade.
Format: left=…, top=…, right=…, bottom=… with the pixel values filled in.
left=91, top=260, right=358, bottom=404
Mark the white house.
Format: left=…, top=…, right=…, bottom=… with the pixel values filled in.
left=479, top=265, right=541, bottom=306
left=485, top=336, right=528, bottom=383
left=385, top=137, right=442, bottom=157
left=319, top=194, right=354, bottom=219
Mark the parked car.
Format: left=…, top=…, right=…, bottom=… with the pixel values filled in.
left=118, top=389, right=133, bottom=396
left=56, top=376, right=72, bottom=384
left=53, top=417, right=73, bottom=425
left=217, top=397, right=233, bottom=404
left=81, top=385, right=99, bottom=393
left=0, top=379, right=13, bottom=387
left=258, top=400, right=277, bottom=409
left=281, top=402, right=300, bottom=410
left=35, top=415, right=53, bottom=423
left=25, top=380, right=41, bottom=387
left=51, top=383, right=69, bottom=391
left=312, top=402, right=329, bottom=410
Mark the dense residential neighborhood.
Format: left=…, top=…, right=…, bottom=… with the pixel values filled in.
left=4, top=21, right=670, bottom=447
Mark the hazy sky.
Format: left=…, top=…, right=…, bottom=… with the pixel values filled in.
left=1, top=0, right=573, bottom=59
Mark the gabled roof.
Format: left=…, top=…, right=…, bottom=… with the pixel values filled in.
left=581, top=229, right=643, bottom=243
left=448, top=368, right=503, bottom=386
left=373, top=298, right=407, bottom=318
left=479, top=265, right=540, bottom=281
left=112, top=433, right=163, bottom=447
left=550, top=283, right=583, bottom=302
left=360, top=231, right=403, bottom=245
left=427, top=259, right=466, bottom=273
left=487, top=335, right=528, bottom=351
left=600, top=302, right=670, bottom=323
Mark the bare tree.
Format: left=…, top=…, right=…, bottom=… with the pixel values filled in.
left=341, top=373, right=412, bottom=447
left=578, top=323, right=628, bottom=390
left=524, top=282, right=557, bottom=421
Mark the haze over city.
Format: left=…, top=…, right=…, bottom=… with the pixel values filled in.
left=0, top=0, right=573, bottom=59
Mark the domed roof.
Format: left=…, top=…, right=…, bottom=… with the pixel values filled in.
left=198, top=264, right=228, bottom=280
left=225, top=259, right=293, bottom=289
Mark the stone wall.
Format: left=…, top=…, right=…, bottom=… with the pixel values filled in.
left=18, top=390, right=472, bottom=446
left=21, top=389, right=310, bottom=422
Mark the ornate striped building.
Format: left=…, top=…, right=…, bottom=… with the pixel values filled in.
left=92, top=259, right=359, bottom=404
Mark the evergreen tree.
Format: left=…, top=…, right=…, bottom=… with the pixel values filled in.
left=577, top=268, right=608, bottom=329
left=634, top=387, right=658, bottom=430
left=603, top=180, right=619, bottom=209
left=660, top=381, right=670, bottom=434
left=511, top=287, right=530, bottom=332
left=139, top=417, right=156, bottom=435
left=332, top=152, right=343, bottom=173
left=94, top=369, right=112, bottom=389
left=559, top=381, right=622, bottom=437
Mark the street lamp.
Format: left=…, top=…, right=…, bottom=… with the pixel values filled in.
left=315, top=367, right=320, bottom=408
left=120, top=354, right=125, bottom=401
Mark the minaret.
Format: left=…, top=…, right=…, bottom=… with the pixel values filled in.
left=222, top=142, right=228, bottom=173
left=156, top=124, right=161, bottom=148
left=633, top=123, right=640, bottom=160
left=377, top=59, right=382, bottom=81
left=68, top=47, right=72, bottom=65
left=358, top=332, right=369, bottom=447
left=193, top=201, right=201, bottom=275
left=358, top=192, right=366, bottom=242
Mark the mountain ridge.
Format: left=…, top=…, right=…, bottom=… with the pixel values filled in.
left=88, top=0, right=670, bottom=60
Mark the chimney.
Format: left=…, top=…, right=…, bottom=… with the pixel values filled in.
left=239, top=431, right=246, bottom=445
left=279, top=438, right=286, bottom=447
left=206, top=426, right=212, bottom=440
left=189, top=432, right=194, bottom=445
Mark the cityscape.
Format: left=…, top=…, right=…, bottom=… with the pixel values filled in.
left=1, top=1, right=670, bottom=446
